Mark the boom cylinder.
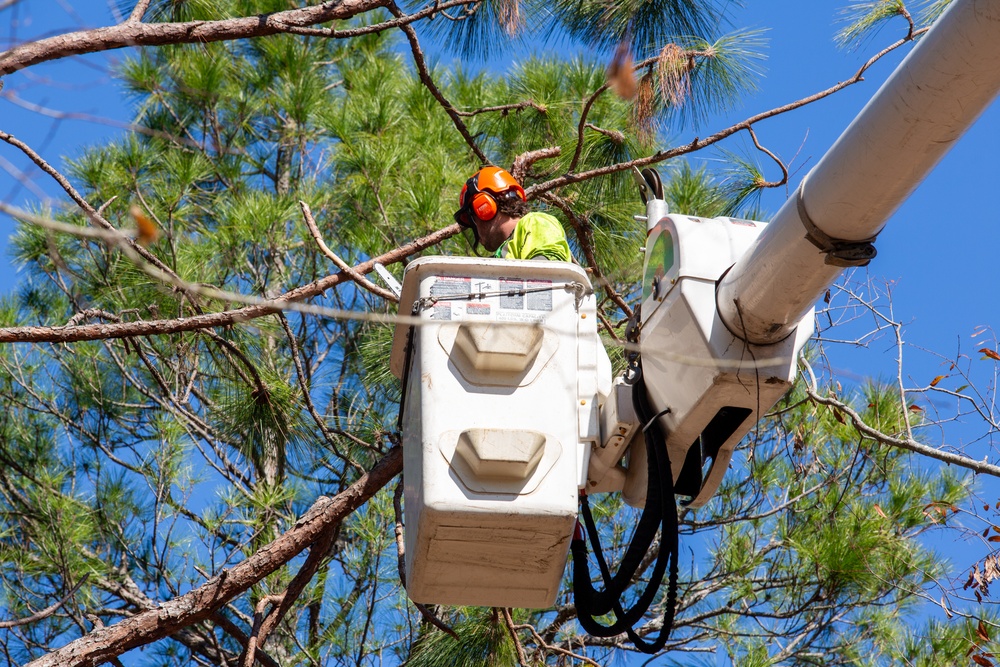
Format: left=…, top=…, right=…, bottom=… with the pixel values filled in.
left=717, top=0, right=1000, bottom=345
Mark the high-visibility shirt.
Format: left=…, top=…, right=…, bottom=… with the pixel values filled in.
left=494, top=212, right=572, bottom=262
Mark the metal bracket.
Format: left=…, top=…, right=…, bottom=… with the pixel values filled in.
left=796, top=182, right=877, bottom=267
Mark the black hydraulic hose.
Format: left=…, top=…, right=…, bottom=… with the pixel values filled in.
left=570, top=361, right=680, bottom=653
left=573, top=433, right=663, bottom=615
left=570, top=350, right=665, bottom=615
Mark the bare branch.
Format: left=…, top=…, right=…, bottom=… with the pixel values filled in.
left=541, top=192, right=634, bottom=319
left=0, top=0, right=391, bottom=76
left=800, top=360, right=1000, bottom=478
left=746, top=125, right=788, bottom=189
left=387, top=1, right=489, bottom=164
left=512, top=621, right=601, bottom=667
left=510, top=147, right=561, bottom=184
left=276, top=312, right=365, bottom=475
left=0, top=577, right=88, bottom=629
left=455, top=100, right=546, bottom=117
left=501, top=609, right=528, bottom=666
left=211, top=613, right=280, bottom=667
left=299, top=201, right=398, bottom=303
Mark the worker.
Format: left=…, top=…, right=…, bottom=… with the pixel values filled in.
left=453, top=166, right=572, bottom=262
left=453, top=165, right=613, bottom=406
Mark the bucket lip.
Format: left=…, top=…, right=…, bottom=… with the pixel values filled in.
left=388, top=256, right=592, bottom=379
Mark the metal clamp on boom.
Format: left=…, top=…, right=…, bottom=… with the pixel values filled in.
left=796, top=182, right=877, bottom=267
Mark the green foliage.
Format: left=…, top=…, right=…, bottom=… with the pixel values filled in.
left=838, top=0, right=912, bottom=48
left=547, top=0, right=719, bottom=53
left=406, top=609, right=519, bottom=667
left=668, top=28, right=769, bottom=127
left=836, top=0, right=954, bottom=47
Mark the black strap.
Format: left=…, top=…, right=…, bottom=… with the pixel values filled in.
left=796, top=182, right=877, bottom=267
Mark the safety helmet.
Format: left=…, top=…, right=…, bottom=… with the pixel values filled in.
left=453, top=166, right=527, bottom=228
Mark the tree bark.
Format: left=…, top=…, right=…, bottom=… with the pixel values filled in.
left=0, top=0, right=390, bottom=76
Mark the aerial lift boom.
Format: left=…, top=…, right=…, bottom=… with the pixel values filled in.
left=388, top=0, right=1000, bottom=647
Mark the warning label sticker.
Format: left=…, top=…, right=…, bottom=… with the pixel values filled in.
left=432, top=303, right=452, bottom=320
left=500, top=278, right=524, bottom=310
left=526, top=280, right=553, bottom=311
left=430, top=277, right=471, bottom=298
left=466, top=303, right=491, bottom=316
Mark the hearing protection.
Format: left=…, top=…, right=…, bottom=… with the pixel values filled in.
left=453, top=166, right=527, bottom=228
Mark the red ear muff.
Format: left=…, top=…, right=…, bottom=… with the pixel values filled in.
left=471, top=191, right=498, bottom=221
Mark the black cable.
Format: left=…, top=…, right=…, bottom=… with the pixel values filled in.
left=571, top=358, right=681, bottom=654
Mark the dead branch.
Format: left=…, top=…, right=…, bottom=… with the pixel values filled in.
left=268, top=0, right=478, bottom=38
left=510, top=147, right=561, bottom=184
left=455, top=100, right=547, bottom=117
left=746, top=125, right=788, bottom=189
left=501, top=609, right=529, bottom=666
left=511, top=621, right=601, bottom=667
left=239, top=594, right=285, bottom=667
left=299, top=201, right=398, bottom=303
left=128, top=0, right=153, bottom=23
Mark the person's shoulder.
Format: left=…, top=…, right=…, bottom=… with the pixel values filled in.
left=519, top=211, right=562, bottom=228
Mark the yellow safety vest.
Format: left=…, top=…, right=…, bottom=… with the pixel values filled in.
left=494, top=212, right=572, bottom=262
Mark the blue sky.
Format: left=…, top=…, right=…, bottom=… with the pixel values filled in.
left=1, top=0, right=999, bottom=647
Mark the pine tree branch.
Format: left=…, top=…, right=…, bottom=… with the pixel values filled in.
left=0, top=0, right=392, bottom=76
left=127, top=0, right=153, bottom=23
left=746, top=125, right=788, bottom=189
left=24, top=447, right=404, bottom=667
left=276, top=312, right=365, bottom=475
left=0, top=131, right=181, bottom=283
left=805, top=385, right=1000, bottom=478
left=510, top=147, right=561, bottom=184
left=540, top=192, right=633, bottom=319
left=299, top=201, right=398, bottom=303
left=267, top=0, right=479, bottom=38
left=800, top=360, right=1000, bottom=478
left=455, top=100, right=547, bottom=117
left=0, top=223, right=462, bottom=344
left=0, top=577, right=88, bottom=629
left=211, top=613, right=280, bottom=667
left=387, top=1, right=489, bottom=164
left=527, top=28, right=929, bottom=198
